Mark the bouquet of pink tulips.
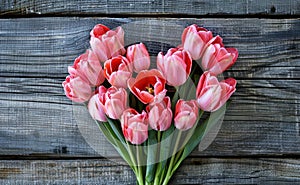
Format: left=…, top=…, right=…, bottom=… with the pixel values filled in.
left=63, top=23, right=238, bottom=185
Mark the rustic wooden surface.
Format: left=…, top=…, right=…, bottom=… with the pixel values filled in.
left=0, top=0, right=299, bottom=16
left=0, top=158, right=299, bottom=184
left=0, top=0, right=300, bottom=184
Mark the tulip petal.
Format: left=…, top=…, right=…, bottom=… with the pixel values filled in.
left=181, top=24, right=213, bottom=60
left=90, top=37, right=109, bottom=62
left=88, top=94, right=107, bottom=122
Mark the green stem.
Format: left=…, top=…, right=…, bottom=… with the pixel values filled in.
left=145, top=181, right=153, bottom=185
left=154, top=164, right=161, bottom=185
left=162, top=131, right=182, bottom=185
left=174, top=148, right=184, bottom=165
left=136, top=145, right=144, bottom=185
left=153, top=131, right=162, bottom=185
left=170, top=110, right=204, bottom=176
left=157, top=131, right=161, bottom=144
left=171, top=156, right=184, bottom=176
left=158, top=166, right=167, bottom=185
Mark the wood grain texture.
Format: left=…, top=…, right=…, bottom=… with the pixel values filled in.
left=0, top=158, right=299, bottom=184
left=0, top=0, right=299, bottom=16
left=0, top=17, right=299, bottom=157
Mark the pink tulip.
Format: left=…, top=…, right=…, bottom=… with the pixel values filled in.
left=196, top=71, right=236, bottom=112
left=146, top=97, right=172, bottom=131
left=104, top=55, right=133, bottom=88
left=90, top=24, right=125, bottom=62
left=202, top=44, right=238, bottom=75
left=68, top=49, right=105, bottom=86
left=62, top=75, right=92, bottom=103
left=128, top=69, right=166, bottom=104
left=181, top=24, right=213, bottom=60
left=174, top=100, right=199, bottom=131
left=87, top=92, right=107, bottom=122
left=181, top=24, right=223, bottom=60
left=157, top=48, right=192, bottom=86
left=126, top=43, right=150, bottom=73
left=121, top=108, right=148, bottom=145
left=97, top=86, right=128, bottom=120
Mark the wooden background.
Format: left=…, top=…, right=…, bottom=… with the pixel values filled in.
left=0, top=0, right=300, bottom=184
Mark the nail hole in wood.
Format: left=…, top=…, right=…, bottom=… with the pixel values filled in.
left=270, top=5, right=276, bottom=13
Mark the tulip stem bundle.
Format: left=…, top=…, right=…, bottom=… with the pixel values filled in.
left=63, top=23, right=238, bottom=184
left=163, top=130, right=182, bottom=185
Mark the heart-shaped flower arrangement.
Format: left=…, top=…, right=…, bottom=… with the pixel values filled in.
left=63, top=23, right=238, bottom=185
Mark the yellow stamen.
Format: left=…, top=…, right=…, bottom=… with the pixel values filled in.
left=145, top=86, right=154, bottom=94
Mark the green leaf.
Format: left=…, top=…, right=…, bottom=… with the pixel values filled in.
left=184, top=78, right=197, bottom=100
left=193, top=74, right=200, bottom=85
left=105, top=117, right=141, bottom=168
left=96, top=121, right=117, bottom=146
left=106, top=117, right=126, bottom=143
left=146, top=130, right=158, bottom=183
left=95, top=120, right=136, bottom=169
left=171, top=90, right=179, bottom=110
left=199, top=103, right=227, bottom=142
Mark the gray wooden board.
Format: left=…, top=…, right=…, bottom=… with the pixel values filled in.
left=0, top=0, right=300, bottom=16
left=0, top=17, right=299, bottom=157
left=0, top=158, right=299, bottom=184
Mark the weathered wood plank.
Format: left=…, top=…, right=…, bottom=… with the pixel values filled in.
left=0, top=158, right=299, bottom=184
left=0, top=18, right=299, bottom=157
left=0, top=80, right=299, bottom=156
left=0, top=18, right=299, bottom=79
left=0, top=0, right=299, bottom=16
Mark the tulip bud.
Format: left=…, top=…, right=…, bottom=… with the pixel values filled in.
left=104, top=55, right=132, bottom=88
left=62, top=75, right=92, bottom=103
left=202, top=44, right=238, bottom=75
left=68, top=49, right=105, bottom=86
left=121, top=108, right=148, bottom=145
left=87, top=92, right=107, bottom=122
left=90, top=24, right=125, bottom=62
left=147, top=97, right=172, bottom=131
left=102, top=87, right=128, bottom=120
left=174, top=100, right=199, bottom=131
left=157, top=48, right=192, bottom=86
left=126, top=43, right=150, bottom=73
left=196, top=71, right=236, bottom=112
left=93, top=86, right=128, bottom=120
left=181, top=24, right=224, bottom=60
left=181, top=24, right=213, bottom=60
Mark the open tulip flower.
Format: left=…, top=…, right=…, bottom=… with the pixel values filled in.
left=128, top=69, right=166, bottom=104
left=63, top=23, right=238, bottom=185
